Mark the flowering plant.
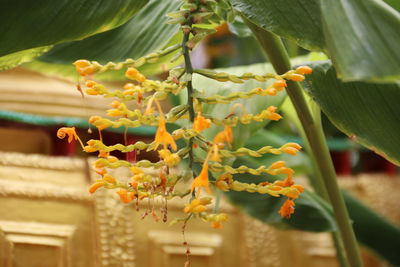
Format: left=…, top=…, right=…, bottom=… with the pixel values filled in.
left=57, top=1, right=315, bottom=229
left=2, top=0, right=399, bottom=265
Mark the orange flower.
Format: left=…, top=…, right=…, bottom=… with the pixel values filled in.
left=277, top=167, right=294, bottom=180
left=295, top=66, right=313, bottom=75
left=144, top=97, right=155, bottom=115
left=184, top=198, right=209, bottom=213
left=288, top=73, right=305, bottom=82
left=57, top=127, right=84, bottom=148
left=74, top=60, right=95, bottom=76
left=154, top=116, right=177, bottom=151
left=98, top=151, right=109, bottom=158
left=210, top=144, right=221, bottom=162
left=116, top=189, right=135, bottom=203
left=57, top=127, right=77, bottom=143
left=293, top=184, right=305, bottom=193
left=158, top=149, right=180, bottom=166
left=211, top=222, right=223, bottom=229
left=266, top=106, right=282, bottom=121
left=125, top=67, right=146, bottom=83
left=285, top=188, right=301, bottom=199
left=270, top=161, right=286, bottom=170
left=88, top=116, right=111, bottom=131
left=193, top=112, right=211, bottom=132
left=273, top=79, right=287, bottom=88
left=281, top=142, right=302, bottom=155
left=103, top=174, right=116, bottom=184
left=85, top=80, right=97, bottom=88
left=265, top=87, right=277, bottom=96
left=213, top=126, right=233, bottom=145
left=279, top=199, right=295, bottom=218
left=95, top=168, right=107, bottom=176
left=191, top=159, right=211, bottom=194
left=89, top=181, right=104, bottom=193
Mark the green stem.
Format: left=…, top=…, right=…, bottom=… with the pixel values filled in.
left=286, top=100, right=348, bottom=267
left=182, top=28, right=196, bottom=170
left=247, top=22, right=363, bottom=267
left=308, top=106, right=348, bottom=267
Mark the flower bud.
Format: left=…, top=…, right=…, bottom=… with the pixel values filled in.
left=273, top=79, right=287, bottom=88
left=89, top=181, right=104, bottom=193
left=216, top=180, right=229, bottom=191
left=288, top=73, right=305, bottom=82
left=265, top=87, right=277, bottom=96
left=270, top=161, right=285, bottom=169
left=231, top=181, right=247, bottom=191
left=295, top=66, right=313, bottom=75
left=281, top=147, right=298, bottom=155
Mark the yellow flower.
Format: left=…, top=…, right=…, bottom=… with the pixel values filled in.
left=207, top=213, right=228, bottom=229
left=89, top=116, right=111, bottom=131
left=193, top=112, right=211, bottom=132
left=154, top=117, right=177, bottom=151
left=158, top=149, right=181, bottom=167
left=184, top=197, right=212, bottom=213
left=130, top=166, right=143, bottom=174
left=106, top=109, right=122, bottom=117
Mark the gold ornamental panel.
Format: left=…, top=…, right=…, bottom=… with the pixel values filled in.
left=1, top=151, right=398, bottom=266
left=0, top=152, right=96, bottom=267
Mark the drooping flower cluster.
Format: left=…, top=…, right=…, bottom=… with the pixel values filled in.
left=57, top=0, right=313, bottom=229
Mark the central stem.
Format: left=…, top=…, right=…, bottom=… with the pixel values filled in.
left=182, top=25, right=195, bottom=170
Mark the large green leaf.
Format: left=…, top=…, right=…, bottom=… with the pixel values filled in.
left=343, top=191, right=400, bottom=266
left=230, top=0, right=400, bottom=82
left=26, top=0, right=180, bottom=80
left=303, top=61, right=400, bottom=165
left=0, top=46, right=52, bottom=71
left=321, top=0, right=400, bottom=82
left=0, top=0, right=148, bottom=62
left=229, top=0, right=324, bottom=51
left=384, top=0, right=400, bottom=11
left=225, top=156, right=337, bottom=232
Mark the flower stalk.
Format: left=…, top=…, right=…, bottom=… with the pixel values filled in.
left=182, top=22, right=196, bottom=170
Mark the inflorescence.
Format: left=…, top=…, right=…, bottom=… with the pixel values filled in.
left=57, top=0, right=313, bottom=230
